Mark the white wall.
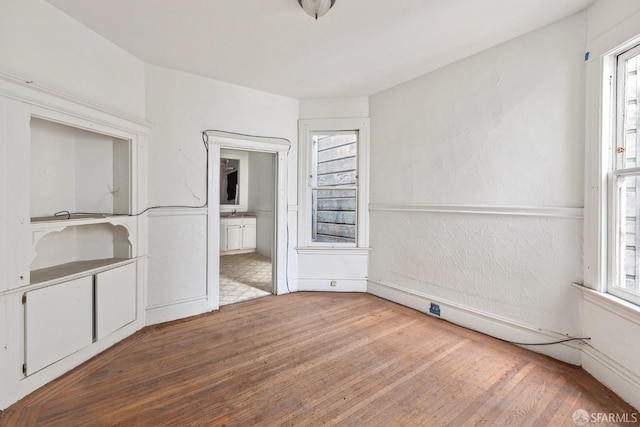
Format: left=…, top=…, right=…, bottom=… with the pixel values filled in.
left=581, top=0, right=640, bottom=410
left=144, top=64, right=298, bottom=324
left=368, top=13, right=586, bottom=364
left=248, top=151, right=276, bottom=258
left=0, top=0, right=145, bottom=118
left=586, top=0, right=640, bottom=44
left=299, top=97, right=369, bottom=120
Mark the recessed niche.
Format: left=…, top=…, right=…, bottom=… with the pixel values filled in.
left=30, top=117, right=131, bottom=219
left=30, top=224, right=131, bottom=279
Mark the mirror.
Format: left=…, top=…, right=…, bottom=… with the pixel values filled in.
left=220, top=158, right=240, bottom=205
left=219, top=149, right=248, bottom=212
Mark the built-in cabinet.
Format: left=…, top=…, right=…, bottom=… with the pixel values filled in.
left=0, top=73, right=150, bottom=410
left=24, top=276, right=93, bottom=376
left=95, top=263, right=137, bottom=341
left=220, top=217, right=256, bottom=253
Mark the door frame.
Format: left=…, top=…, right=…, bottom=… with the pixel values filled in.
left=204, top=131, right=290, bottom=310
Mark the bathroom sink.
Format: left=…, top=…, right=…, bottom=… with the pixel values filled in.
left=220, top=211, right=256, bottom=218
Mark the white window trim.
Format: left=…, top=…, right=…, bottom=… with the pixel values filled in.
left=297, top=118, right=370, bottom=249
left=589, top=33, right=640, bottom=307
left=606, top=44, right=640, bottom=306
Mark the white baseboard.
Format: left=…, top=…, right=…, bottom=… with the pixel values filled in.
left=367, top=279, right=582, bottom=365
left=297, top=278, right=367, bottom=293
left=145, top=297, right=212, bottom=326
left=582, top=345, right=640, bottom=410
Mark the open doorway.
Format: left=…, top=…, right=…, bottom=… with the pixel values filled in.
left=205, top=130, right=290, bottom=311
left=218, top=149, right=276, bottom=305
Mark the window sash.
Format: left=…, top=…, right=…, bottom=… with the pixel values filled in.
left=614, top=44, right=640, bottom=171
left=610, top=171, right=640, bottom=305
left=608, top=45, right=640, bottom=306
left=309, top=131, right=359, bottom=246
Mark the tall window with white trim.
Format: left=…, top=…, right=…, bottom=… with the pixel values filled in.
left=298, top=118, right=369, bottom=249
left=611, top=45, right=640, bottom=305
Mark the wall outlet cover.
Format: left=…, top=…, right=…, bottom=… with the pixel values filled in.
left=429, top=302, right=441, bottom=316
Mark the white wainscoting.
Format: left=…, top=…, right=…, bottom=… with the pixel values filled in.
left=146, top=208, right=211, bottom=325
left=576, top=284, right=640, bottom=410
left=296, top=248, right=369, bottom=292
left=367, top=202, right=584, bottom=365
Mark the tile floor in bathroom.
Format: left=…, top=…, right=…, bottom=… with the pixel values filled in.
left=219, top=252, right=273, bottom=305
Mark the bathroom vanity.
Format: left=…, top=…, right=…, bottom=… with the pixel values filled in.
left=219, top=214, right=256, bottom=254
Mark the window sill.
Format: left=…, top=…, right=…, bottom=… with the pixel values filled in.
left=296, top=247, right=370, bottom=256
left=572, top=282, right=640, bottom=327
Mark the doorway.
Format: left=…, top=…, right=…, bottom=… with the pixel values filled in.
left=205, top=131, right=290, bottom=311
left=219, top=149, right=276, bottom=305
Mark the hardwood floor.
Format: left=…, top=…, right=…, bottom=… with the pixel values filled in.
left=0, top=292, right=637, bottom=426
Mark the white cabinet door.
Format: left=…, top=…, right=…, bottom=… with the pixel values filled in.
left=227, top=220, right=243, bottom=250
left=95, top=263, right=137, bottom=340
left=25, top=277, right=93, bottom=375
left=242, top=219, right=257, bottom=249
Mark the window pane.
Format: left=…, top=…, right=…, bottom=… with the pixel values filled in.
left=621, top=51, right=639, bottom=168
left=310, top=132, right=358, bottom=245
left=312, top=133, right=358, bottom=187
left=614, top=174, right=640, bottom=295
left=312, top=189, right=356, bottom=243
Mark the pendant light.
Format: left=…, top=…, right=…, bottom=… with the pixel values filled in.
left=298, top=0, right=336, bottom=20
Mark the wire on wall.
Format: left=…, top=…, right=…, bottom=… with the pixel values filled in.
left=201, top=129, right=291, bottom=147
left=497, top=336, right=591, bottom=346
left=53, top=128, right=293, bottom=294
left=52, top=135, right=210, bottom=220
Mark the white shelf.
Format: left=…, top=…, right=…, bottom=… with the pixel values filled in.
left=30, top=258, right=134, bottom=287
left=30, top=214, right=133, bottom=231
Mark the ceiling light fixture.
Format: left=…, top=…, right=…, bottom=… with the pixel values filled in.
left=298, top=0, right=336, bottom=20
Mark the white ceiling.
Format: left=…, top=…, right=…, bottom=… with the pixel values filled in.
left=46, top=0, right=594, bottom=100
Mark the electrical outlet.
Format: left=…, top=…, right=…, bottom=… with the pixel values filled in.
left=429, top=303, right=441, bottom=316
left=330, top=280, right=337, bottom=287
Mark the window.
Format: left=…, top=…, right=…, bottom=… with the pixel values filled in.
left=609, top=44, right=640, bottom=305
left=311, top=132, right=358, bottom=244
left=298, top=119, right=369, bottom=248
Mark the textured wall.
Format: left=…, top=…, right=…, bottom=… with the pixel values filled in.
left=145, top=64, right=298, bottom=207
left=369, top=13, right=586, bottom=341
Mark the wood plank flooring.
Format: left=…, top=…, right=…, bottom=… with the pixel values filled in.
left=0, top=292, right=637, bottom=426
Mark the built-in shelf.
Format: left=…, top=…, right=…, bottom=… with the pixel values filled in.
left=30, top=214, right=132, bottom=230
left=31, top=213, right=113, bottom=222
left=30, top=258, right=133, bottom=287
left=0, top=70, right=150, bottom=411
left=29, top=219, right=134, bottom=273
